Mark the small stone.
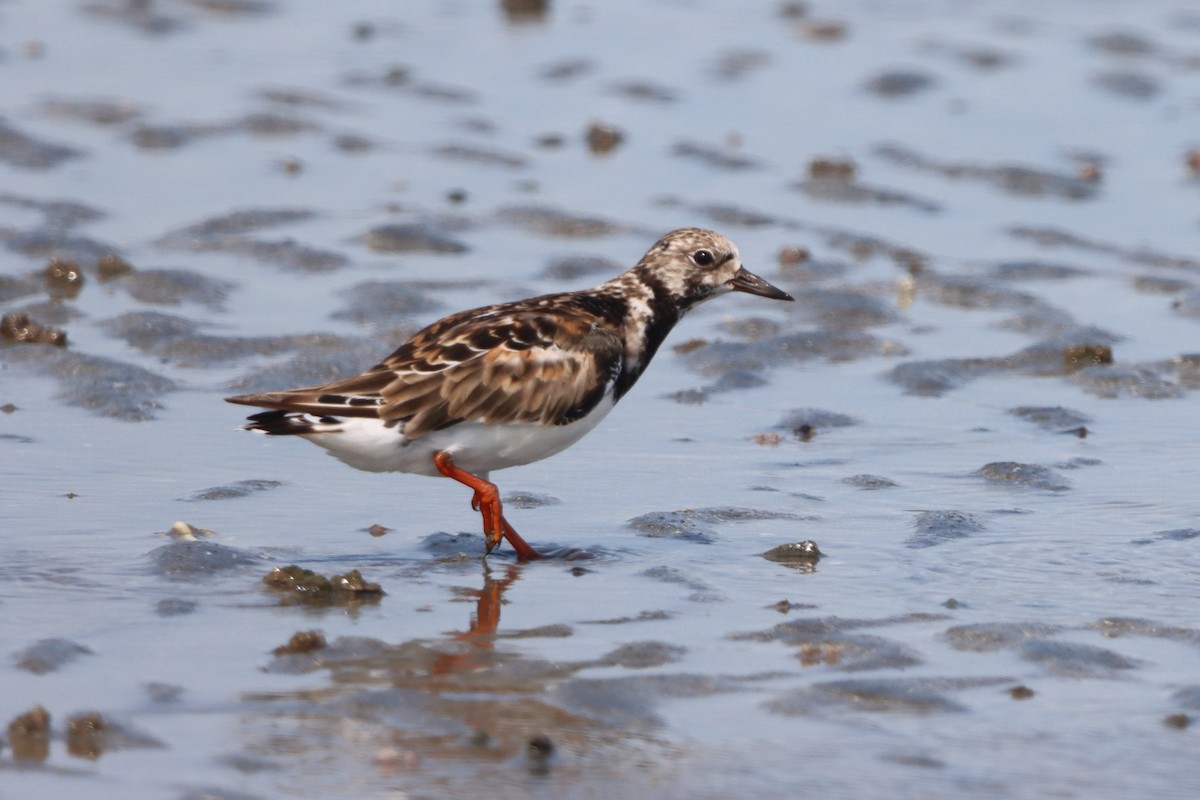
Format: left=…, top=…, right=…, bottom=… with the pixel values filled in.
left=273, top=630, right=327, bottom=655
left=1187, top=148, right=1200, bottom=178
left=762, top=540, right=822, bottom=565
left=798, top=19, right=846, bottom=40
left=367, top=523, right=390, bottom=537
left=672, top=337, right=708, bottom=355
left=528, top=734, right=555, bottom=759
left=808, top=157, right=856, bottom=180
left=1, top=312, right=68, bottom=346
left=263, top=564, right=385, bottom=606
left=1064, top=343, right=1113, bottom=371
left=1009, top=685, right=1035, bottom=700
left=1164, top=713, right=1190, bottom=729
left=778, top=245, right=810, bottom=265
left=7, top=706, right=51, bottom=762
left=66, top=712, right=109, bottom=759
left=96, top=254, right=135, bottom=281
left=164, top=521, right=216, bottom=541
left=585, top=121, right=624, bottom=155
left=44, top=257, right=85, bottom=298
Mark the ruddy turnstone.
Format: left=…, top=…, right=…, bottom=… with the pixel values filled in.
left=227, top=228, right=793, bottom=561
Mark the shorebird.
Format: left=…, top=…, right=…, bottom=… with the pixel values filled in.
left=227, top=228, right=793, bottom=560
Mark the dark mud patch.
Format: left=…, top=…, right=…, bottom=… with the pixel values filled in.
left=330, top=280, right=445, bottom=325
left=1008, top=405, right=1092, bottom=431
left=1130, top=528, right=1200, bottom=546
left=155, top=598, right=198, bottom=617
left=734, top=612, right=949, bottom=644
left=495, top=205, right=626, bottom=238
left=100, top=310, right=360, bottom=369
left=0, top=228, right=121, bottom=264
left=913, top=272, right=1046, bottom=311
left=0, top=193, right=105, bottom=228
left=184, top=479, right=285, bottom=502
left=359, top=223, right=470, bottom=255
left=907, top=510, right=985, bottom=548
left=627, top=507, right=800, bottom=544
left=767, top=677, right=1010, bottom=716
left=991, top=260, right=1090, bottom=281
left=790, top=287, right=902, bottom=329
left=683, top=330, right=904, bottom=377
left=149, top=541, right=261, bottom=577
left=976, top=462, right=1070, bottom=492
left=15, top=638, right=93, bottom=675
left=0, top=120, right=83, bottom=170
left=639, top=566, right=722, bottom=601
left=553, top=673, right=740, bottom=728
left=742, top=616, right=923, bottom=671
left=1019, top=640, right=1142, bottom=678
left=841, top=474, right=898, bottom=489
left=157, top=208, right=348, bottom=272
left=863, top=69, right=938, bottom=98
left=0, top=273, right=44, bottom=303
left=432, top=143, right=527, bottom=169
left=944, top=622, right=1068, bottom=652
left=592, top=641, right=687, bottom=669
left=793, top=159, right=941, bottom=212
left=40, top=95, right=143, bottom=127
left=501, top=492, right=561, bottom=509
left=224, top=335, right=388, bottom=394
left=778, top=408, right=858, bottom=440
left=1132, top=275, right=1190, bottom=295
left=888, top=330, right=1133, bottom=396
left=1008, top=225, right=1200, bottom=274
left=539, top=254, right=623, bottom=282
left=106, top=267, right=233, bottom=309
left=1069, top=364, right=1184, bottom=399
left=580, top=609, right=674, bottom=625
left=666, top=369, right=768, bottom=405
left=1092, top=70, right=1161, bottom=100
left=875, top=143, right=1100, bottom=200
left=0, top=345, right=175, bottom=420
left=1093, top=617, right=1200, bottom=644
left=127, top=109, right=320, bottom=151
left=671, top=140, right=761, bottom=171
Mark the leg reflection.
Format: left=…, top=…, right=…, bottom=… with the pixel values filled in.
left=431, top=563, right=521, bottom=677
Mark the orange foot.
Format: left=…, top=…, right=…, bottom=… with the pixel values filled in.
left=432, top=451, right=542, bottom=562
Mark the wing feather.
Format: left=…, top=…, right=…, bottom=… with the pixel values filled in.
left=228, top=302, right=624, bottom=440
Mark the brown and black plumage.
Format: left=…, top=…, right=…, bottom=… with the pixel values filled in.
left=228, top=228, right=793, bottom=560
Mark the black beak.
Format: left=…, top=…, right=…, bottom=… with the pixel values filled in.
left=728, top=267, right=794, bottom=301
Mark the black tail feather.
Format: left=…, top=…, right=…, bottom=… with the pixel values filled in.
left=242, top=410, right=337, bottom=436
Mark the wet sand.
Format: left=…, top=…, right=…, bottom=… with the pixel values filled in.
left=2, top=1, right=1200, bottom=798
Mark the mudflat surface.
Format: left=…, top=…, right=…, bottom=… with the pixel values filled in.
left=2, top=2, right=1199, bottom=798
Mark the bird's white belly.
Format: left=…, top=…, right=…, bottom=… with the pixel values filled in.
left=306, top=394, right=617, bottom=477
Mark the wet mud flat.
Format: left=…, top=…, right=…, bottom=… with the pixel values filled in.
left=3, top=1, right=1200, bottom=798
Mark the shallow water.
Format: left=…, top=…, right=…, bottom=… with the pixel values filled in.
left=3, top=1, right=1200, bottom=797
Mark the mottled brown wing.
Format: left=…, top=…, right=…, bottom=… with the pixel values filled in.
left=377, top=308, right=624, bottom=438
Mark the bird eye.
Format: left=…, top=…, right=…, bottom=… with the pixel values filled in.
left=692, top=249, right=715, bottom=266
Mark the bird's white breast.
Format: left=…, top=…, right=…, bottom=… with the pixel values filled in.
left=303, top=393, right=618, bottom=477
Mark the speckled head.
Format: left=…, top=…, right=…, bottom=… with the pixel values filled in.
left=632, top=227, right=794, bottom=307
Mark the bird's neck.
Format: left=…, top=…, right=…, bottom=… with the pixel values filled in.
left=594, top=267, right=687, bottom=401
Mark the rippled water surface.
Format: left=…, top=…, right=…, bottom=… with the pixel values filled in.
left=3, top=1, right=1200, bottom=798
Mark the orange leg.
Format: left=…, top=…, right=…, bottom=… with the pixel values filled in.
left=432, top=451, right=542, bottom=562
